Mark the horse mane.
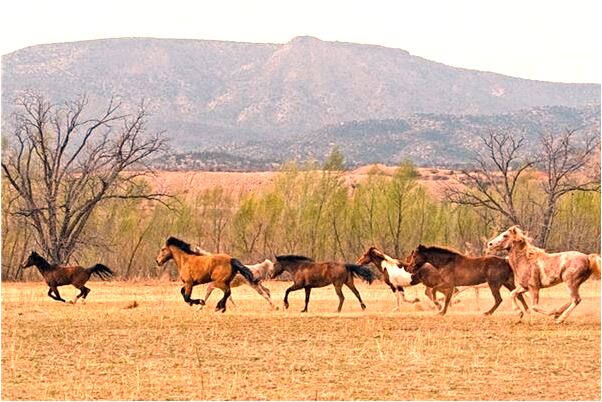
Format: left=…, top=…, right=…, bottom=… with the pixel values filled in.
left=509, top=227, right=545, bottom=261
left=166, top=237, right=198, bottom=255
left=276, top=255, right=315, bottom=262
left=419, top=245, right=463, bottom=257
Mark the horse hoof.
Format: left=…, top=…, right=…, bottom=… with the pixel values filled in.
left=361, top=304, right=366, bottom=310
left=392, top=308, right=399, bottom=312
left=412, top=298, right=420, bottom=303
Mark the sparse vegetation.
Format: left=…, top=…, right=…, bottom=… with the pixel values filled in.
left=2, top=281, right=599, bottom=400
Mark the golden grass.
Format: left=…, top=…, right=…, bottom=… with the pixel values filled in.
left=2, top=280, right=600, bottom=400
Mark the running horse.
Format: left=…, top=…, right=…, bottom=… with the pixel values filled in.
left=356, top=246, right=420, bottom=310
left=406, top=244, right=528, bottom=315
left=487, top=225, right=600, bottom=323
left=268, top=255, right=375, bottom=312
left=155, top=237, right=259, bottom=312
left=20, top=251, right=113, bottom=303
left=204, top=258, right=277, bottom=309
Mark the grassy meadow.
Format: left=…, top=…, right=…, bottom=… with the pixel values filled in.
left=2, top=280, right=600, bottom=400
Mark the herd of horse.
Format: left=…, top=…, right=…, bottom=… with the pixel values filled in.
left=19, top=225, right=601, bottom=323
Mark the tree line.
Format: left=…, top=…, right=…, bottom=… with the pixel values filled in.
left=2, top=94, right=600, bottom=280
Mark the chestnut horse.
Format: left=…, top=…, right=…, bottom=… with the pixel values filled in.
left=20, top=251, right=113, bottom=303
left=487, top=225, right=600, bottom=323
left=407, top=244, right=528, bottom=315
left=155, top=237, right=258, bottom=312
left=268, top=255, right=375, bottom=312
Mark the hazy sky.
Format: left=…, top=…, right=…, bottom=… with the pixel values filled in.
left=1, top=0, right=600, bottom=83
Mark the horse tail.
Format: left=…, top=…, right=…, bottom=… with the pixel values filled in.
left=346, top=264, right=376, bottom=284
left=588, top=254, right=601, bottom=280
left=231, top=258, right=260, bottom=286
left=87, top=264, right=114, bottom=280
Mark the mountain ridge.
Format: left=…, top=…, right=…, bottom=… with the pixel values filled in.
left=2, top=36, right=600, bottom=167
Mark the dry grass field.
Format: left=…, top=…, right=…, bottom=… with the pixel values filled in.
left=2, top=280, right=600, bottom=400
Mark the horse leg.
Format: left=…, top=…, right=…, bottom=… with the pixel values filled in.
left=345, top=279, right=366, bottom=310
left=228, top=293, right=237, bottom=307
left=253, top=282, right=277, bottom=309
left=555, top=283, right=583, bottom=324
left=502, top=280, right=529, bottom=313
left=509, top=284, right=528, bottom=317
left=437, top=288, right=454, bottom=316
left=72, top=286, right=89, bottom=304
left=393, top=289, right=401, bottom=311
left=399, top=286, right=419, bottom=304
left=333, top=284, right=345, bottom=313
left=181, top=284, right=203, bottom=306
left=215, top=286, right=231, bottom=313
left=283, top=283, right=303, bottom=310
left=529, top=286, right=554, bottom=316
left=424, top=287, right=438, bottom=309
left=475, top=287, right=480, bottom=311
left=483, top=283, right=503, bottom=315
left=204, top=283, right=216, bottom=305
left=51, top=287, right=66, bottom=303
left=47, top=288, right=61, bottom=301
left=301, top=287, right=312, bottom=313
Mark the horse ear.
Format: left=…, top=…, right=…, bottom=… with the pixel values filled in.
left=509, top=226, right=518, bottom=234
left=418, top=244, right=426, bottom=250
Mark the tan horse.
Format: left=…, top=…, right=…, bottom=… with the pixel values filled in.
left=155, top=237, right=258, bottom=312
left=487, top=225, right=600, bottom=323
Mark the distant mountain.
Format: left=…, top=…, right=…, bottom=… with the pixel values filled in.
left=2, top=36, right=600, bottom=167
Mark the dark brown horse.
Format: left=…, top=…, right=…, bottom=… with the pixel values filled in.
left=20, top=251, right=113, bottom=303
left=268, top=255, right=375, bottom=312
left=155, top=237, right=258, bottom=312
left=407, top=244, right=528, bottom=316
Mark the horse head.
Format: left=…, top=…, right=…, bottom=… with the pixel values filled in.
left=155, top=245, right=173, bottom=266
left=20, top=251, right=43, bottom=269
left=406, top=245, right=428, bottom=273
left=356, top=246, right=386, bottom=265
left=487, top=225, right=525, bottom=252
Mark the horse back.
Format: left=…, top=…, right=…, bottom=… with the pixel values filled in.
left=186, top=253, right=234, bottom=284
left=46, top=265, right=86, bottom=286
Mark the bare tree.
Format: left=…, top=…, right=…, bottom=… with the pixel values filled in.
left=446, top=128, right=600, bottom=247
left=1, top=93, right=168, bottom=263
left=536, top=129, right=600, bottom=246
left=445, top=130, right=535, bottom=228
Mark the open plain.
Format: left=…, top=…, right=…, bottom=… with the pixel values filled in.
left=2, top=280, right=600, bottom=400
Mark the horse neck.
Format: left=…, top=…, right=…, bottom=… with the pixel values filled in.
left=168, top=246, right=188, bottom=271
left=32, top=255, right=53, bottom=273
left=424, top=250, right=458, bottom=267
left=370, top=254, right=386, bottom=271
left=508, top=241, right=531, bottom=273
left=279, top=261, right=304, bottom=273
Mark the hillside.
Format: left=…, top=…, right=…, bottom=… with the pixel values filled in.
left=2, top=36, right=600, bottom=167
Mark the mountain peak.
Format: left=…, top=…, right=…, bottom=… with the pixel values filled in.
left=289, top=36, right=323, bottom=45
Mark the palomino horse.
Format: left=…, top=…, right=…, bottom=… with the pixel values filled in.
left=356, top=247, right=420, bottom=310
left=268, top=255, right=375, bottom=312
left=155, top=237, right=258, bottom=312
left=407, top=244, right=528, bottom=315
left=205, top=259, right=276, bottom=309
left=487, top=225, right=601, bottom=323
left=20, top=251, right=113, bottom=303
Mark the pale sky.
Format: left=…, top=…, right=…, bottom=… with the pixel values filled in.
left=1, top=0, right=600, bottom=84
